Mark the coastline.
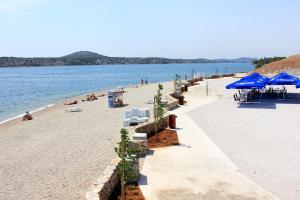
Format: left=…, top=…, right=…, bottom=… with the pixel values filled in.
left=0, top=79, right=176, bottom=200
left=0, top=103, right=55, bottom=125
left=0, top=82, right=154, bottom=126
left=0, top=63, right=253, bottom=125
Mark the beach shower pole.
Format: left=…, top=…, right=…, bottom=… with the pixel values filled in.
left=206, top=79, right=208, bottom=96
left=154, top=96, right=158, bottom=143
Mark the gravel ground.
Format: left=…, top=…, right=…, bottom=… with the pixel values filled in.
left=188, top=78, right=300, bottom=200
left=0, top=82, right=173, bottom=200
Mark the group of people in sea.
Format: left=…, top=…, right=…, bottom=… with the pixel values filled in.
left=141, top=78, right=148, bottom=85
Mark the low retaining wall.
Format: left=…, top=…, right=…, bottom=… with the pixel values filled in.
left=129, top=138, right=148, bottom=157
left=86, top=161, right=119, bottom=200
left=205, top=73, right=235, bottom=79
left=85, top=94, right=179, bottom=200
left=166, top=97, right=179, bottom=110
left=135, top=116, right=168, bottom=136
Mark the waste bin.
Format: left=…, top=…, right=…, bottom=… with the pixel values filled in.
left=169, top=114, right=177, bottom=129
left=107, top=91, right=114, bottom=108
left=181, top=86, right=185, bottom=92
left=178, top=96, right=185, bottom=105
left=184, top=85, right=188, bottom=92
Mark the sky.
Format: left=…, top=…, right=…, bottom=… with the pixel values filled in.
left=0, top=0, right=300, bottom=59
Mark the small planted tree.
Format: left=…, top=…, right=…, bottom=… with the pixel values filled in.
left=115, top=128, right=140, bottom=200
left=154, top=84, right=166, bottom=142
left=174, top=74, right=182, bottom=98
left=191, top=69, right=195, bottom=80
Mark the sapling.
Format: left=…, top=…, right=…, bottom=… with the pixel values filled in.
left=174, top=74, right=182, bottom=98
left=154, top=84, right=166, bottom=142
left=115, top=128, right=140, bottom=200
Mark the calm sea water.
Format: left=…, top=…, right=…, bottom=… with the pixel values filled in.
left=0, top=63, right=254, bottom=122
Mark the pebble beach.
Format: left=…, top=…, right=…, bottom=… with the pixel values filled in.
left=0, top=81, right=174, bottom=200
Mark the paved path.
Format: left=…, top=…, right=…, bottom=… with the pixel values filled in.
left=139, top=82, right=279, bottom=200
left=188, top=85, right=300, bottom=200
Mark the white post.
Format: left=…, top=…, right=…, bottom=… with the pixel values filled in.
left=206, top=79, right=208, bottom=96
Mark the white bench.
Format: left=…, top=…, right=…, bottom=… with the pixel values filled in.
left=123, top=108, right=150, bottom=126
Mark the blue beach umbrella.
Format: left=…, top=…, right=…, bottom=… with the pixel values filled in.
left=296, top=80, right=300, bottom=88
left=267, top=72, right=299, bottom=85
left=226, top=76, right=266, bottom=89
left=244, top=72, right=269, bottom=83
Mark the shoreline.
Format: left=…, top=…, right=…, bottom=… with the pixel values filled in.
left=0, top=79, right=177, bottom=200
left=0, top=81, right=168, bottom=126
left=0, top=61, right=254, bottom=69
left=0, top=103, right=55, bottom=125
left=0, top=71, right=240, bottom=126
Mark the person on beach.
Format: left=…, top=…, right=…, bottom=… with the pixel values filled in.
left=64, top=100, right=78, bottom=105
left=23, top=111, right=33, bottom=121
left=145, top=78, right=148, bottom=85
left=91, top=94, right=97, bottom=100
left=141, top=79, right=144, bottom=85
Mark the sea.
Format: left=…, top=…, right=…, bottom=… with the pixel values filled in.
left=0, top=63, right=254, bottom=123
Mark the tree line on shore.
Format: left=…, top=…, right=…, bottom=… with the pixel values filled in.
left=253, top=56, right=286, bottom=69
left=0, top=51, right=254, bottom=67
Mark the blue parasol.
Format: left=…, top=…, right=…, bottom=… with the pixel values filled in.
left=226, top=76, right=266, bottom=89
left=244, top=72, right=269, bottom=83
left=267, top=72, right=298, bottom=85
left=296, top=80, right=300, bottom=88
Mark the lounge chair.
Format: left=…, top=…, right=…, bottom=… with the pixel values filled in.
left=65, top=107, right=81, bottom=112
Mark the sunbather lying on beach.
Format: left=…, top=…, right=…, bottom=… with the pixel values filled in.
left=23, top=111, right=33, bottom=121
left=64, top=100, right=78, bottom=105
left=91, top=94, right=97, bottom=100
left=86, top=94, right=98, bottom=101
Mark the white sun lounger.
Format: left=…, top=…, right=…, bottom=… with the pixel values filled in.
left=65, top=107, right=81, bottom=112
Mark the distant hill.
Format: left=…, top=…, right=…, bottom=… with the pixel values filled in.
left=255, top=54, right=300, bottom=74
left=0, top=51, right=255, bottom=67
left=62, top=51, right=107, bottom=59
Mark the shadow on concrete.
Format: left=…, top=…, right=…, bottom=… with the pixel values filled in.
left=138, top=174, right=148, bottom=185
left=238, top=102, right=276, bottom=109
left=110, top=103, right=129, bottom=108
left=157, top=182, right=262, bottom=200
left=168, top=105, right=180, bottom=111
left=146, top=149, right=155, bottom=156
left=179, top=143, right=192, bottom=148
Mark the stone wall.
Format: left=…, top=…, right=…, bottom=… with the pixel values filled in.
left=85, top=94, right=179, bottom=200
left=129, top=139, right=148, bottom=157
left=135, top=116, right=168, bottom=136
left=166, top=96, right=179, bottom=110
left=85, top=161, right=119, bottom=200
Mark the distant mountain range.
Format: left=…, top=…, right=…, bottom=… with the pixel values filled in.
left=0, top=51, right=255, bottom=67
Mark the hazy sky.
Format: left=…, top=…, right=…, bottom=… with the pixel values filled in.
left=0, top=0, right=300, bottom=58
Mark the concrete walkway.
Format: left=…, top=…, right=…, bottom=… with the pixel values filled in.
left=138, top=83, right=280, bottom=200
